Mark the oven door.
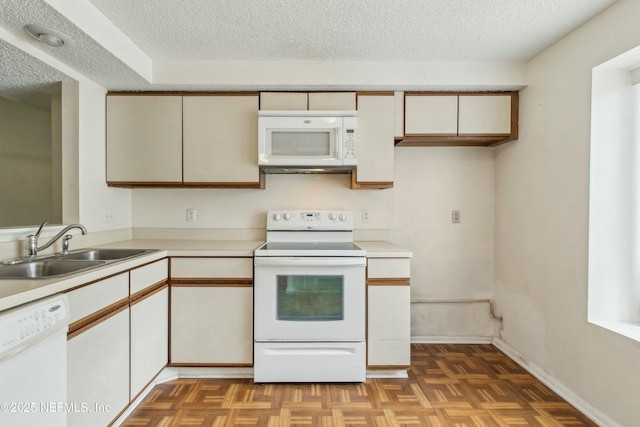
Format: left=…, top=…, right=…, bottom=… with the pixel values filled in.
left=254, top=256, right=366, bottom=342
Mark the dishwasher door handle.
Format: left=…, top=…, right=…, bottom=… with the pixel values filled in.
left=254, top=257, right=366, bottom=267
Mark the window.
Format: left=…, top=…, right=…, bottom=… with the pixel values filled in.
left=588, top=45, right=640, bottom=342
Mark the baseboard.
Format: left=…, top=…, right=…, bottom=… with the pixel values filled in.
left=412, top=335, right=492, bottom=344
left=177, top=366, right=254, bottom=378
left=492, top=337, right=619, bottom=427
left=366, top=370, right=408, bottom=378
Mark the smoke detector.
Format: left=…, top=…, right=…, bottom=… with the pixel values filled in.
left=24, top=24, right=73, bottom=48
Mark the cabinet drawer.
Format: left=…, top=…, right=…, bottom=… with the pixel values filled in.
left=170, top=257, right=253, bottom=279
left=130, top=259, right=168, bottom=294
left=367, top=258, right=411, bottom=279
left=66, top=273, right=128, bottom=324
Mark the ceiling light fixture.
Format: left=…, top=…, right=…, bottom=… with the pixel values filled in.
left=24, top=24, right=73, bottom=48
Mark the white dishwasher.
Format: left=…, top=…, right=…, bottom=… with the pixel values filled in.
left=0, top=294, right=68, bottom=427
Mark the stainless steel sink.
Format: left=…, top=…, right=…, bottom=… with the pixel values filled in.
left=0, top=260, right=106, bottom=279
left=0, top=248, right=159, bottom=279
left=60, top=248, right=154, bottom=261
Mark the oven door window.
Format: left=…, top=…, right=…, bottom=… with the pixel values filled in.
left=276, top=275, right=343, bottom=321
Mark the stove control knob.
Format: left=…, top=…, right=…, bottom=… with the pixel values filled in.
left=339, top=213, right=347, bottom=222
left=329, top=213, right=337, bottom=221
left=273, top=213, right=282, bottom=221
left=283, top=212, right=292, bottom=221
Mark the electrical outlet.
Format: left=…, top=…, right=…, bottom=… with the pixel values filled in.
left=362, top=209, right=370, bottom=223
left=104, top=208, right=115, bottom=223
left=452, top=210, right=461, bottom=224
left=186, top=208, right=196, bottom=223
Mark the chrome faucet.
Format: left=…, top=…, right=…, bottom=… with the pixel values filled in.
left=26, top=221, right=88, bottom=257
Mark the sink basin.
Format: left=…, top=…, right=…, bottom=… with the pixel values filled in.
left=0, top=260, right=105, bottom=279
left=61, top=248, right=153, bottom=261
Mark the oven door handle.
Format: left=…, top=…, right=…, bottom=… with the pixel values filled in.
left=254, top=257, right=366, bottom=267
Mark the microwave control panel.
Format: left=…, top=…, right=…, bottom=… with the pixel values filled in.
left=342, top=117, right=357, bottom=165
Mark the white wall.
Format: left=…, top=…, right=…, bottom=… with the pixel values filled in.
left=76, top=79, right=132, bottom=232
left=494, top=0, right=640, bottom=425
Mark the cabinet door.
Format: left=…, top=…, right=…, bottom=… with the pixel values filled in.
left=368, top=285, right=411, bottom=367
left=308, top=92, right=356, bottom=110
left=106, top=95, right=182, bottom=183
left=170, top=286, right=253, bottom=364
left=67, top=308, right=130, bottom=427
left=260, top=92, right=308, bottom=110
left=130, top=287, right=168, bottom=399
left=404, top=94, right=458, bottom=135
left=183, top=95, right=260, bottom=184
left=353, top=94, right=394, bottom=185
left=458, top=95, right=512, bottom=135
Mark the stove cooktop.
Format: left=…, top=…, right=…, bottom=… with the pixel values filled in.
left=254, top=241, right=365, bottom=257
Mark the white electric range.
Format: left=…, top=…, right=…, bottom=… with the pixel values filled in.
left=253, top=210, right=366, bottom=383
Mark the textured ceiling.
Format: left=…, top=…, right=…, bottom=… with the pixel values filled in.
left=0, top=0, right=620, bottom=96
left=86, top=0, right=617, bottom=62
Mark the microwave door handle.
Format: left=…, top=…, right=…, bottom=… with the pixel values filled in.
left=335, top=127, right=342, bottom=160
left=254, top=257, right=366, bottom=267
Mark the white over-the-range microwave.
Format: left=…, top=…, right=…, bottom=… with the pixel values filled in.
left=258, top=110, right=357, bottom=173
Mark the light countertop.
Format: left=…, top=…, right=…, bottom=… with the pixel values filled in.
left=0, top=239, right=411, bottom=312
left=355, top=241, right=413, bottom=258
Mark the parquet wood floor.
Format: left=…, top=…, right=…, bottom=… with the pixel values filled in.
left=121, top=344, right=597, bottom=426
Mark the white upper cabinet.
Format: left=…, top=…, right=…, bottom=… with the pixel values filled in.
left=260, top=92, right=308, bottom=110
left=352, top=93, right=394, bottom=188
left=308, top=92, right=356, bottom=110
left=399, top=92, right=518, bottom=146
left=183, top=95, right=260, bottom=184
left=107, top=95, right=182, bottom=183
left=106, top=93, right=263, bottom=188
left=404, top=94, right=458, bottom=135
left=260, top=92, right=356, bottom=111
left=458, top=94, right=512, bottom=135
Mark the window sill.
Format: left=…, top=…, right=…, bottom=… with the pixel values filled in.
left=590, top=320, right=640, bottom=342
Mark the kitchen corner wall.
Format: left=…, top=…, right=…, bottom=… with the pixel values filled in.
left=132, top=146, right=495, bottom=340
left=493, top=0, right=640, bottom=425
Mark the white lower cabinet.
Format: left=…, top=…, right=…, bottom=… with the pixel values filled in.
left=169, top=257, right=254, bottom=365
left=366, top=257, right=411, bottom=368
left=130, top=287, right=168, bottom=398
left=67, top=308, right=130, bottom=427
left=65, top=258, right=168, bottom=426
left=170, top=286, right=253, bottom=364
left=368, top=286, right=411, bottom=367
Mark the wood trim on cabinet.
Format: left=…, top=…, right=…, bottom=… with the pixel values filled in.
left=396, top=135, right=511, bottom=147
left=397, top=91, right=519, bottom=147
left=350, top=170, right=393, bottom=190
left=168, top=362, right=253, bottom=368
left=130, top=281, right=168, bottom=305
left=170, top=278, right=253, bottom=287
left=67, top=299, right=129, bottom=340
left=108, top=91, right=260, bottom=96
left=107, top=177, right=265, bottom=189
left=366, top=365, right=410, bottom=370
left=367, top=278, right=411, bottom=286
